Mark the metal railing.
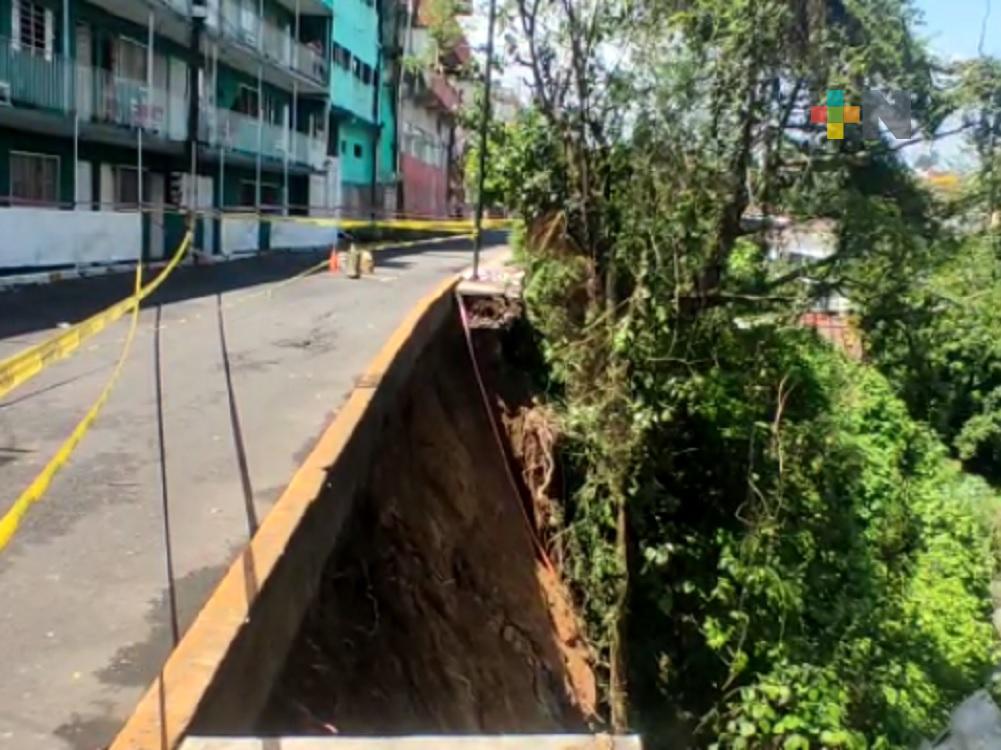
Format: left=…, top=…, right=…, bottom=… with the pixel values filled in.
left=0, top=35, right=325, bottom=166
left=0, top=37, right=71, bottom=113
left=217, top=0, right=327, bottom=85
left=293, top=131, right=327, bottom=169
left=0, top=37, right=188, bottom=141
left=84, top=67, right=189, bottom=139
left=203, top=106, right=326, bottom=169
left=159, top=0, right=191, bottom=16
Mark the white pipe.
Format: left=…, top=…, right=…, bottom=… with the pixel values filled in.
left=294, top=0, right=301, bottom=72
left=138, top=127, right=144, bottom=210
left=283, top=104, right=290, bottom=215
left=73, top=112, right=79, bottom=207
left=256, top=63, right=263, bottom=211
left=62, top=0, right=70, bottom=110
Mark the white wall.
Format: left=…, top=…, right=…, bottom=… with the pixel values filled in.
left=270, top=221, right=339, bottom=251
left=0, top=209, right=141, bottom=269
left=221, top=216, right=260, bottom=255
left=309, top=159, right=340, bottom=215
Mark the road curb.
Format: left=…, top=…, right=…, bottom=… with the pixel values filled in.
left=109, top=272, right=461, bottom=750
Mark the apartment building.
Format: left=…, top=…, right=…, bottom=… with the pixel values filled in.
left=0, top=0, right=478, bottom=273
left=329, top=0, right=380, bottom=211
left=0, top=0, right=336, bottom=270
left=392, top=0, right=467, bottom=218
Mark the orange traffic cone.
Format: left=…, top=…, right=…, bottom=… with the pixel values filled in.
left=328, top=246, right=340, bottom=274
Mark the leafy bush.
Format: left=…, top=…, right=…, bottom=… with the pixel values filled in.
left=518, top=239, right=1000, bottom=747
left=863, top=237, right=1001, bottom=481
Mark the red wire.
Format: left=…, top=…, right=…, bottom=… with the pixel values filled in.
left=456, top=293, right=557, bottom=574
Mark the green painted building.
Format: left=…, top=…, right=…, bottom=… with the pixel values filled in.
left=0, top=0, right=414, bottom=270
left=328, top=0, right=384, bottom=210
left=0, top=0, right=337, bottom=268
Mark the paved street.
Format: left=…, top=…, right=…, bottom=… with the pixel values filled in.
left=0, top=235, right=505, bottom=750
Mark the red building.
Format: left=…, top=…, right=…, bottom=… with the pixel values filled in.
left=397, top=0, right=469, bottom=218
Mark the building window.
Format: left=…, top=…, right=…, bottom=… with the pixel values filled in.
left=240, top=180, right=281, bottom=210
left=333, top=43, right=350, bottom=70
left=360, top=63, right=372, bottom=85
left=10, top=151, right=59, bottom=205
left=353, top=143, right=363, bottom=159
left=13, top=0, right=52, bottom=57
left=115, top=37, right=148, bottom=82
left=114, top=166, right=152, bottom=209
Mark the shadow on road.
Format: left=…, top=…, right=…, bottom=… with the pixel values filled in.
left=0, top=232, right=507, bottom=342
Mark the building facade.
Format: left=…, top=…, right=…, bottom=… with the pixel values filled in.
left=0, top=0, right=468, bottom=272
left=0, top=0, right=338, bottom=270
left=391, top=0, right=466, bottom=218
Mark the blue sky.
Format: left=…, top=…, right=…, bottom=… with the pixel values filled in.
left=910, top=1, right=999, bottom=169
left=914, top=0, right=999, bottom=58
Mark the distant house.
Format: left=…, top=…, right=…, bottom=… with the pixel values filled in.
left=765, top=217, right=851, bottom=314
left=763, top=216, right=861, bottom=357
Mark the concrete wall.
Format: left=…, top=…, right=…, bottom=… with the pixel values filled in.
left=338, top=120, right=376, bottom=187
left=0, top=208, right=140, bottom=269
left=332, top=0, right=378, bottom=67
left=401, top=153, right=447, bottom=217
left=182, top=738, right=643, bottom=750
left=221, top=216, right=261, bottom=254
left=270, top=221, right=339, bottom=250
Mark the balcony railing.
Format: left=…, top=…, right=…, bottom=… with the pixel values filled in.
left=293, top=131, right=327, bottom=170
left=428, top=72, right=460, bottom=112
left=202, top=106, right=325, bottom=169
left=159, top=0, right=191, bottom=16
left=0, top=38, right=71, bottom=112
left=83, top=67, right=188, bottom=140
left=217, top=0, right=328, bottom=85
left=0, top=37, right=189, bottom=140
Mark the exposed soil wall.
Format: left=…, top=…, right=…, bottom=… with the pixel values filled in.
left=258, top=309, right=595, bottom=736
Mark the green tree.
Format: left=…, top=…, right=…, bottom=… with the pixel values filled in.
left=479, top=0, right=1001, bottom=746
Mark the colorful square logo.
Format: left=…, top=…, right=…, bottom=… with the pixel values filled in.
left=810, top=90, right=861, bottom=140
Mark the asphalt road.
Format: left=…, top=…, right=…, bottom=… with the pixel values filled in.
left=0, top=234, right=507, bottom=750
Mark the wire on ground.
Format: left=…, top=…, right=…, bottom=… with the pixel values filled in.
left=0, top=231, right=467, bottom=552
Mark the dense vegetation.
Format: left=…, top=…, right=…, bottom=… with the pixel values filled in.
left=471, top=0, right=1001, bottom=746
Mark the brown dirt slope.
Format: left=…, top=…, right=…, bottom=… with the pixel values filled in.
left=258, top=314, right=594, bottom=736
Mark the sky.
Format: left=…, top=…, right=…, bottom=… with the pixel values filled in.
left=461, top=0, right=998, bottom=168
left=912, top=0, right=999, bottom=168
left=914, top=0, right=1000, bottom=59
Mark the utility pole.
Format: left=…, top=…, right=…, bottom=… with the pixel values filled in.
left=471, top=0, right=497, bottom=280
left=188, top=1, right=207, bottom=233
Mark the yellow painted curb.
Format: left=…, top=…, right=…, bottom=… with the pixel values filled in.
left=110, top=273, right=461, bottom=750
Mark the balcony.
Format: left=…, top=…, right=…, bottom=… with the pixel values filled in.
left=80, top=67, right=189, bottom=140
left=201, top=106, right=326, bottom=169
left=216, top=0, right=328, bottom=87
left=0, top=37, right=72, bottom=113
left=407, top=69, right=460, bottom=113
left=428, top=72, right=460, bottom=111
left=158, top=0, right=191, bottom=16
left=0, top=37, right=188, bottom=141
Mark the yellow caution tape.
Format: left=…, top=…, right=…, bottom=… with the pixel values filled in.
left=0, top=230, right=470, bottom=550
left=0, top=233, right=193, bottom=402
left=0, top=248, right=156, bottom=551
left=129, top=204, right=513, bottom=234
left=225, top=232, right=476, bottom=309
left=272, top=216, right=511, bottom=233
